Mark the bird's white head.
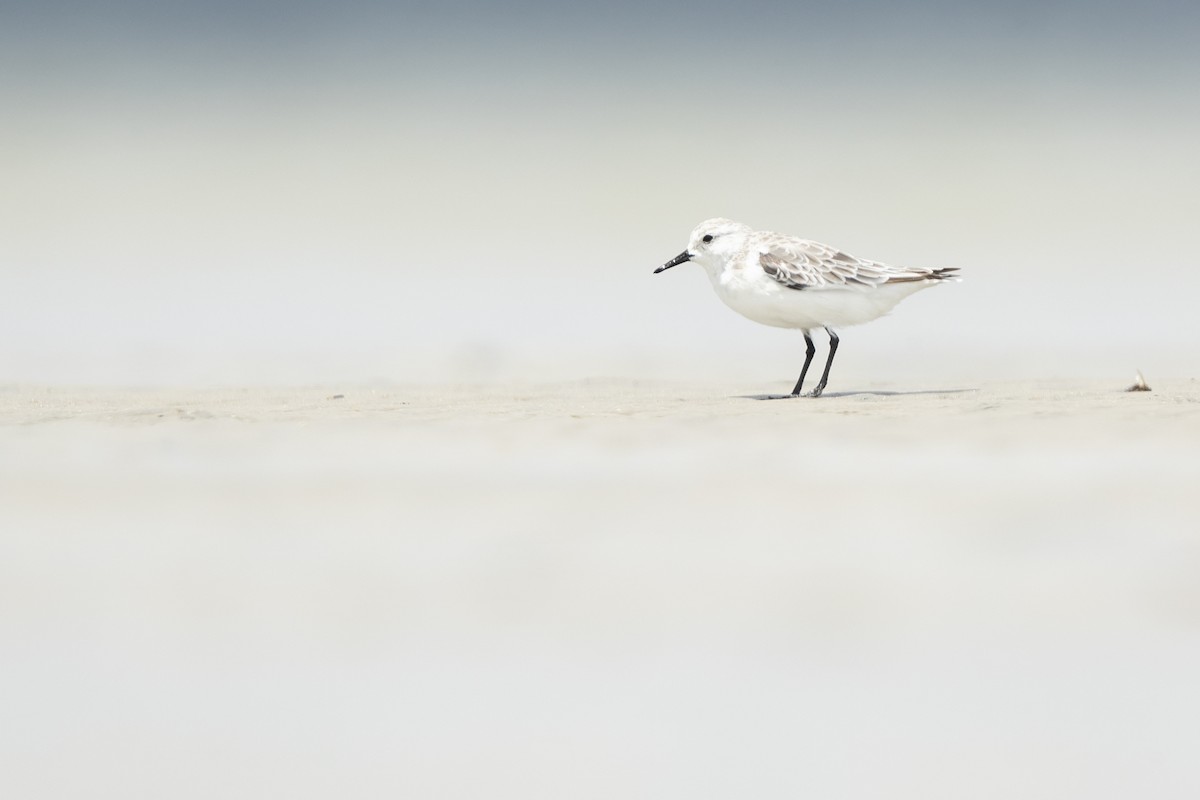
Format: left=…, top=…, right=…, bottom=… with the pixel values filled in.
left=654, top=218, right=752, bottom=277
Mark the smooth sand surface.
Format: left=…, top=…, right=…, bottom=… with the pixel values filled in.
left=3, top=379, right=1200, bottom=798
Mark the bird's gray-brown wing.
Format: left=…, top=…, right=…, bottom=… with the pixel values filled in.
left=756, top=234, right=951, bottom=290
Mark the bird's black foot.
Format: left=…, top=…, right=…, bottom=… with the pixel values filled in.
left=807, top=387, right=825, bottom=398
left=752, top=391, right=826, bottom=400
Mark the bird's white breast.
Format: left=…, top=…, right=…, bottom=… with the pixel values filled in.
left=706, top=259, right=933, bottom=331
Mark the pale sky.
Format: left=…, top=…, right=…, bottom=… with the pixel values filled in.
left=4, top=1, right=1198, bottom=383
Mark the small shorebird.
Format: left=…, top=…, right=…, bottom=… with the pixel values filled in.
left=655, top=218, right=959, bottom=398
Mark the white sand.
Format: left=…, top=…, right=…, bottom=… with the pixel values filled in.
left=3, top=379, right=1199, bottom=798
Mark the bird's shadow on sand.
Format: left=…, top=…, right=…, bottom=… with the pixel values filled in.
left=740, top=388, right=976, bottom=401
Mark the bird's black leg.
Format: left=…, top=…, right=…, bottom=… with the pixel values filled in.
left=789, top=332, right=816, bottom=396
left=809, top=328, right=839, bottom=397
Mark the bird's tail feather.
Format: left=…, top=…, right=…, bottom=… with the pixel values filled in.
left=886, top=266, right=961, bottom=285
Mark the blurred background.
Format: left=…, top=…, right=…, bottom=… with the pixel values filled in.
left=4, top=3, right=1200, bottom=799
left=3, top=0, right=1198, bottom=386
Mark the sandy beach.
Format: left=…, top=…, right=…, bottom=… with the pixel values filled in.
left=8, top=0, right=1200, bottom=793
left=3, top=379, right=1199, bottom=798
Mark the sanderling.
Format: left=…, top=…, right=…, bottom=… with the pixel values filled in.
left=655, top=218, right=959, bottom=398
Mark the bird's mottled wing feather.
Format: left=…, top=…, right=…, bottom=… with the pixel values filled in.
left=756, top=233, right=935, bottom=291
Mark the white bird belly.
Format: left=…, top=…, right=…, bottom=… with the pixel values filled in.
left=711, top=273, right=932, bottom=331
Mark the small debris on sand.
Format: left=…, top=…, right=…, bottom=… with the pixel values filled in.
left=1126, top=371, right=1151, bottom=392
left=328, top=394, right=345, bottom=400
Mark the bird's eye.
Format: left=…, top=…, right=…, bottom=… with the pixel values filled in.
left=702, top=234, right=713, bottom=244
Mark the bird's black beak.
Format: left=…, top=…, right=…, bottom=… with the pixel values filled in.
left=654, top=251, right=691, bottom=274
